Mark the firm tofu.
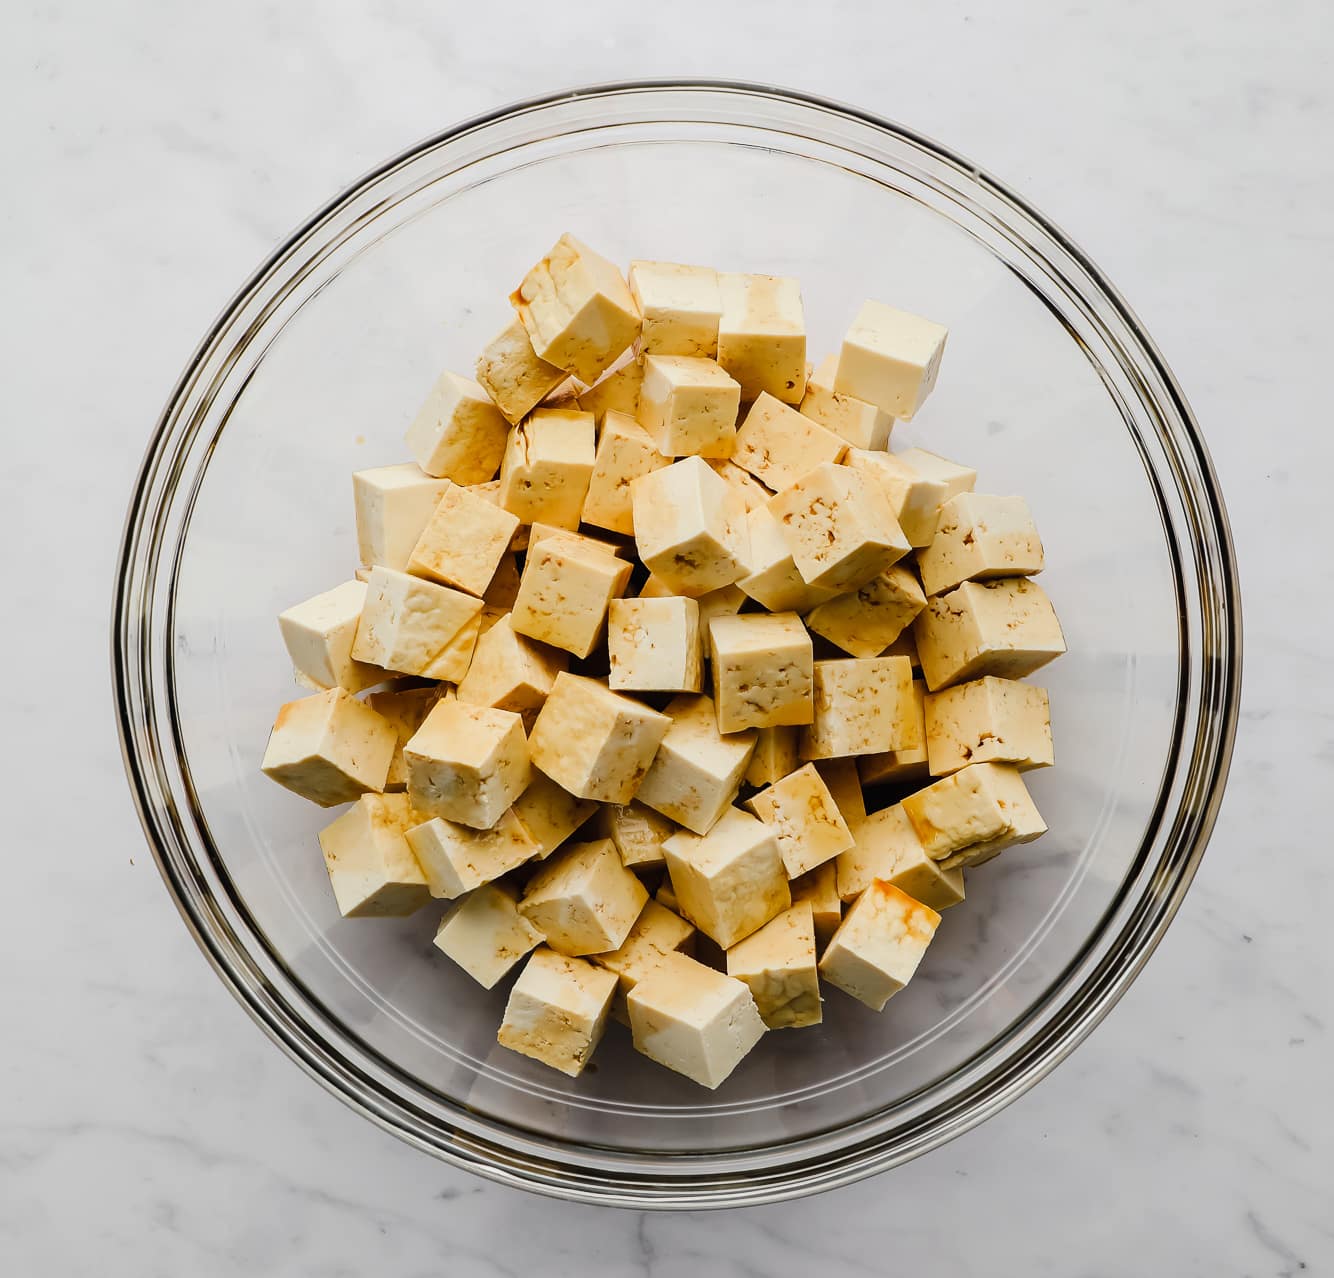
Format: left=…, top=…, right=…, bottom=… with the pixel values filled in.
left=635, top=694, right=758, bottom=835
left=819, top=881, right=941, bottom=1010
left=527, top=673, right=671, bottom=804
left=316, top=792, right=431, bottom=917
left=519, top=838, right=649, bottom=956
left=726, top=901, right=822, bottom=1029
left=405, top=809, right=540, bottom=898
left=858, top=677, right=930, bottom=786
left=352, top=463, right=450, bottom=572
left=894, top=447, right=977, bottom=504
left=580, top=410, right=669, bottom=535
left=789, top=861, right=843, bottom=948
left=592, top=897, right=696, bottom=1022
left=497, top=407, right=597, bottom=529
left=405, top=369, right=510, bottom=483
left=261, top=687, right=397, bottom=807
left=800, top=656, right=916, bottom=760
left=351, top=566, right=483, bottom=681
left=834, top=299, right=948, bottom=420
left=510, top=234, right=642, bottom=384
left=497, top=947, right=618, bottom=1077
left=835, top=803, right=964, bottom=910
left=916, top=493, right=1045, bottom=597
left=628, top=260, right=722, bottom=356
left=278, top=579, right=388, bottom=693
left=769, top=462, right=910, bottom=593
left=626, top=951, right=767, bottom=1089
left=433, top=882, right=545, bottom=988
left=403, top=699, right=530, bottom=829
left=510, top=532, right=633, bottom=659
left=365, top=684, right=444, bottom=791
left=510, top=770, right=598, bottom=859
left=577, top=357, right=643, bottom=423
left=815, top=757, right=868, bottom=834
left=901, top=761, right=1046, bottom=869
left=483, top=552, right=523, bottom=611
left=474, top=316, right=567, bottom=425
left=601, top=800, right=678, bottom=870
left=716, top=272, right=807, bottom=404
left=844, top=448, right=951, bottom=547
left=662, top=806, right=790, bottom=948
left=744, top=725, right=802, bottom=787
left=708, top=611, right=814, bottom=733
left=925, top=676, right=1054, bottom=776
left=803, top=563, right=927, bottom=658
left=732, top=392, right=847, bottom=492
left=607, top=596, right=703, bottom=693
left=913, top=578, right=1066, bottom=690
left=798, top=354, right=894, bottom=451
left=456, top=613, right=567, bottom=724
left=406, top=480, right=519, bottom=597
left=705, top=458, right=774, bottom=513
left=637, top=355, right=741, bottom=458
left=746, top=762, right=854, bottom=877
left=737, top=505, right=840, bottom=613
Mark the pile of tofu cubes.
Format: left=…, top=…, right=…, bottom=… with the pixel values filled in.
left=261, top=235, right=1066, bottom=1090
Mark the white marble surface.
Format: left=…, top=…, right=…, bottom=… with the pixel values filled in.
left=4, top=0, right=1331, bottom=1271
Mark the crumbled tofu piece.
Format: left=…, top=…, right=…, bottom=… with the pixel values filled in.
left=894, top=447, right=977, bottom=503
left=434, top=882, right=545, bottom=988
left=732, top=392, right=847, bottom=492
left=799, top=354, right=894, bottom=451
left=737, top=505, right=840, bottom=613
left=746, top=762, right=854, bottom=877
left=637, top=355, right=741, bottom=458
left=901, top=761, right=1046, bottom=870
left=497, top=947, right=617, bottom=1077
left=510, top=532, right=632, bottom=659
left=592, top=897, right=696, bottom=1022
left=916, top=493, right=1045, bottom=596
left=845, top=448, right=949, bottom=548
left=628, top=260, right=722, bottom=356
left=351, top=567, right=483, bottom=681
left=278, top=580, right=388, bottom=693
left=261, top=687, right=396, bottom=807
left=406, top=480, right=519, bottom=597
left=366, top=684, right=444, bottom=791
left=352, top=463, right=450, bottom=572
left=706, top=458, right=774, bottom=512
left=316, top=792, right=430, bottom=917
left=608, top=597, right=703, bottom=693
left=511, top=234, right=641, bottom=383
left=708, top=611, right=814, bottom=733
left=475, top=316, right=567, bottom=425
left=519, top=838, right=649, bottom=956
left=403, top=699, right=529, bottom=829
left=405, top=369, right=510, bottom=483
left=914, top=578, right=1066, bottom=690
left=457, top=613, right=567, bottom=724
left=803, top=563, right=926, bottom=658
left=577, top=357, right=643, bottom=422
left=528, top=673, right=671, bottom=803
left=510, top=770, right=597, bottom=859
left=924, top=676, right=1053, bottom=776
left=744, top=725, right=801, bottom=787
left=497, top=407, right=597, bottom=529
left=580, top=410, right=669, bottom=534
left=602, top=800, right=678, bottom=870
left=834, top=300, right=947, bottom=420
left=627, top=951, right=767, bottom=1088
left=800, top=656, right=915, bottom=760
left=858, top=677, right=930, bottom=786
left=631, top=457, right=750, bottom=597
left=835, top=803, right=964, bottom=909
left=789, top=861, right=843, bottom=948
left=726, top=901, right=822, bottom=1029
left=769, top=462, right=910, bottom=593
left=406, top=808, right=539, bottom=898
left=819, top=881, right=940, bottom=1010
left=662, top=807, right=790, bottom=948
left=716, top=273, right=806, bottom=404
left=635, top=694, right=757, bottom=835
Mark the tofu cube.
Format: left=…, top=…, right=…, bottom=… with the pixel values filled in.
left=916, top=493, right=1045, bottom=596
left=631, top=457, right=750, bottom=597
left=475, top=316, right=568, bottom=424
left=834, top=299, right=948, bottom=420
left=497, top=407, right=597, bottom=529
left=845, top=448, right=952, bottom=548
left=457, top=613, right=567, bottom=724
left=925, top=676, right=1053, bottom=776
left=627, top=951, right=767, bottom=1088
left=800, top=656, right=915, bottom=760
left=799, top=354, right=893, bottom=451
left=403, top=699, right=529, bottom=829
left=433, top=882, right=545, bottom=988
left=746, top=762, right=854, bottom=877
left=278, top=579, right=387, bottom=693
left=716, top=273, right=807, bottom=404
left=483, top=552, right=523, bottom=611
left=708, top=611, right=814, bottom=733
left=577, top=357, right=643, bottom=423
left=816, top=757, right=868, bottom=833
left=789, top=861, right=844, bottom=948
left=351, top=567, right=483, bottom=682
left=406, top=810, right=538, bottom=899
left=528, top=673, right=671, bottom=803
left=901, top=761, right=1047, bottom=870
left=706, top=458, right=774, bottom=512
left=316, top=793, right=430, bottom=917
left=510, top=770, right=597, bottom=859
left=511, top=532, right=633, bottom=659
left=835, top=803, right=964, bottom=910
left=353, top=463, right=450, bottom=572
left=819, top=881, right=940, bottom=1010
left=635, top=694, right=757, bottom=835
left=580, top=410, right=669, bottom=534
left=519, top=838, right=649, bottom=956
left=769, top=462, right=910, bottom=593
left=803, top=563, right=926, bottom=658
left=607, top=597, right=703, bottom=694
left=628, top=260, right=722, bottom=356
left=366, top=684, right=444, bottom=791
left=726, top=901, right=822, bottom=1029
left=737, top=505, right=840, bottom=613
left=406, top=480, right=519, bottom=597
left=405, top=369, right=510, bottom=483
left=592, top=897, right=696, bottom=1022
left=858, top=677, right=930, bottom=786
left=732, top=392, right=847, bottom=493
left=497, top=947, right=617, bottom=1077
left=914, top=578, right=1066, bottom=691
left=261, top=687, right=396, bottom=807
left=894, top=447, right=977, bottom=503
left=662, top=807, right=790, bottom=948
left=744, top=725, right=802, bottom=787
left=637, top=355, right=741, bottom=458
left=510, top=234, right=641, bottom=384
left=602, top=800, right=678, bottom=870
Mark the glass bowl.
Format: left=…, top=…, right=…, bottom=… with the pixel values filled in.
left=113, top=82, right=1241, bottom=1208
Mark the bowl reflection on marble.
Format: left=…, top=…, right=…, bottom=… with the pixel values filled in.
left=114, top=82, right=1241, bottom=1208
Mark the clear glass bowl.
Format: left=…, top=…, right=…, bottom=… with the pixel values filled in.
left=113, top=82, right=1241, bottom=1207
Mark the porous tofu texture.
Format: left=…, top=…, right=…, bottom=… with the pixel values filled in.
left=924, top=676, right=1054, bottom=775
left=834, top=299, right=947, bottom=420
left=405, top=369, right=510, bottom=483
left=581, top=411, right=669, bottom=535
left=901, top=761, right=1046, bottom=870
left=637, top=354, right=741, bottom=458
left=317, top=793, right=431, bottom=918
left=352, top=567, right=483, bottom=681
left=799, top=354, right=894, bottom=451
left=510, top=531, right=633, bottom=660
left=498, top=947, right=618, bottom=1077
left=717, top=272, right=806, bottom=404
left=800, top=656, right=916, bottom=760
left=474, top=316, right=567, bottom=425
left=746, top=762, right=854, bottom=878
left=405, top=809, right=540, bottom=899
left=352, top=463, right=450, bottom=573
left=835, top=803, right=965, bottom=910
left=607, top=597, right=703, bottom=694
left=262, top=687, right=397, bottom=807
left=602, top=800, right=678, bottom=870
left=407, top=480, right=519, bottom=597
left=803, top=563, right=926, bottom=658
left=628, top=260, right=722, bottom=357
left=738, top=505, right=840, bottom=614
left=708, top=611, right=814, bottom=734
left=732, top=392, right=847, bottom=493
left=519, top=838, right=649, bottom=956
left=916, top=493, right=1045, bottom=596
left=433, top=881, right=545, bottom=988
left=726, top=901, right=822, bottom=1029
left=819, top=881, right=941, bottom=1011
left=278, top=579, right=388, bottom=694
left=497, top=407, right=596, bottom=529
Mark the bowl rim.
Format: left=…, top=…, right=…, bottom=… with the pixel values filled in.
left=112, top=78, right=1242, bottom=1208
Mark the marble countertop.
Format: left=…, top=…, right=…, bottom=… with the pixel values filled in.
left=6, top=1, right=1330, bottom=1272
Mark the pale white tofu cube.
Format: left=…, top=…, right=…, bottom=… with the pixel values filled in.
left=800, top=656, right=916, bottom=760
left=519, top=838, right=649, bottom=956
left=636, top=354, right=741, bottom=458
left=580, top=410, right=669, bottom=535
left=607, top=597, right=703, bottom=694
left=925, top=676, right=1053, bottom=776
left=405, top=369, right=510, bottom=483
left=916, top=493, right=1045, bottom=596
left=365, top=684, right=445, bottom=792
left=316, top=792, right=431, bottom=917
left=858, top=677, right=930, bottom=787
left=901, top=761, right=1047, bottom=870
left=351, top=567, right=483, bottom=681
left=352, top=463, right=450, bottom=572
left=845, top=448, right=951, bottom=548
left=732, top=392, right=847, bottom=492
left=628, top=260, right=722, bottom=356
left=705, top=458, right=774, bottom=513
left=278, top=579, right=388, bottom=693
left=577, top=357, right=643, bottom=423
left=708, top=611, right=814, bottom=733
left=406, top=480, right=519, bottom=597
left=261, top=687, right=396, bottom=807
left=834, top=299, right=948, bottom=420
left=475, top=316, right=567, bottom=425
left=799, top=354, right=894, bottom=450
left=403, top=699, right=529, bottom=829
left=510, top=770, right=597, bottom=859
left=405, top=809, right=540, bottom=899
left=834, top=803, right=962, bottom=908
left=893, top=447, right=977, bottom=504
left=456, top=613, right=567, bottom=724
left=746, top=761, right=854, bottom=878
left=601, top=800, right=678, bottom=870
left=819, top=881, right=940, bottom=1010
left=737, top=505, right=840, bottom=613
left=716, top=272, right=807, bottom=404
left=726, top=901, right=822, bottom=1029
left=789, top=861, right=843, bottom=948
left=640, top=577, right=747, bottom=670
left=497, top=947, right=618, bottom=1077
left=744, top=725, right=801, bottom=787
left=525, top=522, right=627, bottom=559
left=803, top=563, right=926, bottom=658
left=497, top=407, right=596, bottom=529
left=592, top=897, right=696, bottom=1022
left=433, top=882, right=545, bottom=988
left=510, top=531, right=633, bottom=659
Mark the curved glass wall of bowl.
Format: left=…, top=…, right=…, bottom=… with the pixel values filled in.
left=115, top=83, right=1239, bottom=1207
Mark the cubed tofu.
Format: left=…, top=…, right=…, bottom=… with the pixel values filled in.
left=403, top=699, right=529, bottom=829
left=708, top=611, right=814, bottom=733
left=497, top=407, right=597, bottom=529
left=366, top=684, right=444, bottom=791
left=845, top=448, right=950, bottom=548
left=351, top=567, right=483, bottom=681
left=769, top=462, right=910, bottom=593
left=261, top=687, right=396, bottom=807
left=637, top=355, right=741, bottom=458
left=819, top=881, right=940, bottom=1010
left=405, top=369, right=510, bottom=483
left=592, top=897, right=696, bottom=1022
left=901, top=761, right=1047, bottom=869
left=834, top=300, right=948, bottom=420
left=858, top=677, right=930, bottom=786
left=577, top=357, right=643, bottom=423
left=510, top=770, right=598, bottom=859
left=816, top=757, right=868, bottom=833
left=835, top=803, right=964, bottom=909
left=406, top=480, right=519, bottom=597
left=803, top=563, right=927, bottom=658
left=662, top=807, right=790, bottom=948
left=924, top=676, right=1054, bottom=776
left=789, top=861, right=843, bottom=948
left=799, top=354, right=894, bottom=451
left=483, top=552, right=523, bottom=611
left=746, top=762, right=855, bottom=877
left=607, top=596, right=703, bottom=693
left=352, top=463, right=451, bottom=572
left=744, top=725, right=802, bottom=787
left=894, top=447, right=977, bottom=504
left=510, top=531, right=633, bottom=659
left=883, top=627, right=922, bottom=670
left=526, top=523, right=627, bottom=559
left=800, top=656, right=915, bottom=760
left=726, top=901, right=822, bottom=1029
left=914, top=578, right=1066, bottom=691
left=737, top=505, right=841, bottom=613
left=456, top=613, right=567, bottom=724
left=433, top=882, right=545, bottom=988
left=497, top=947, right=617, bottom=1077
left=405, top=809, right=540, bottom=898
left=475, top=316, right=568, bottom=425
left=511, top=234, right=641, bottom=384
left=602, top=800, right=678, bottom=870
left=528, top=673, right=671, bottom=803
left=635, top=694, right=757, bottom=835
left=732, top=392, right=847, bottom=493
left=628, top=260, right=722, bottom=357
left=278, top=579, right=388, bottom=693
left=655, top=879, right=680, bottom=914
left=519, top=838, right=649, bottom=956
left=317, top=792, right=431, bottom=917
left=627, top=951, right=767, bottom=1088
left=716, top=272, right=806, bottom=404
left=916, top=493, right=1045, bottom=596
left=705, top=458, right=774, bottom=512
left=580, top=411, right=669, bottom=535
